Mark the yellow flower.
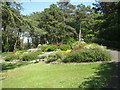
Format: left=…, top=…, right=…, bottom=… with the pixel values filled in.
left=59, top=50, right=71, bottom=53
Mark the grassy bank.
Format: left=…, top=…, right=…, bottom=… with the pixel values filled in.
left=2, top=62, right=101, bottom=88
left=2, top=62, right=116, bottom=88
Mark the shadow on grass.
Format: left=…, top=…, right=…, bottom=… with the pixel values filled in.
left=1, top=62, right=31, bottom=71
left=79, top=62, right=120, bottom=89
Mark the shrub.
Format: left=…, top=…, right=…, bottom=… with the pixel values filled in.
left=38, top=44, right=49, bottom=52
left=72, top=41, right=86, bottom=49
left=34, top=51, right=42, bottom=55
left=14, top=48, right=21, bottom=51
left=73, top=46, right=84, bottom=51
left=12, top=50, right=16, bottom=53
left=38, top=52, right=52, bottom=59
left=46, top=52, right=65, bottom=63
left=23, top=43, right=32, bottom=50
left=20, top=52, right=40, bottom=61
left=92, top=38, right=120, bottom=50
left=45, top=45, right=58, bottom=51
left=15, top=50, right=27, bottom=55
left=55, top=52, right=66, bottom=60
left=2, top=50, right=42, bottom=61
left=63, top=46, right=112, bottom=63
left=63, top=37, right=76, bottom=45
left=46, top=54, right=58, bottom=63
left=59, top=45, right=71, bottom=51
left=83, top=43, right=106, bottom=50
left=53, top=42, right=62, bottom=46
left=2, top=52, right=13, bottom=57
left=3, top=54, right=20, bottom=61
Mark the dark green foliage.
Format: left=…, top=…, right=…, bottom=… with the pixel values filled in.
left=93, top=38, right=120, bottom=50
left=20, top=51, right=41, bottom=61
left=3, top=54, right=20, bottom=61
left=2, top=52, right=13, bottom=57
left=20, top=52, right=41, bottom=61
left=92, top=2, right=120, bottom=50
left=14, top=48, right=21, bottom=51
left=2, top=1, right=119, bottom=52
left=63, top=37, right=76, bottom=45
left=63, top=48, right=112, bottom=63
left=59, top=45, right=71, bottom=51
left=2, top=2, right=30, bottom=52
left=23, top=43, right=33, bottom=50
left=2, top=51, right=42, bottom=61
left=45, top=45, right=58, bottom=51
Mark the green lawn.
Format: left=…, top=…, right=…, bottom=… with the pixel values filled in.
left=2, top=62, right=116, bottom=88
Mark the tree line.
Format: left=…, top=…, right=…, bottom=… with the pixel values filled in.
left=1, top=1, right=120, bottom=52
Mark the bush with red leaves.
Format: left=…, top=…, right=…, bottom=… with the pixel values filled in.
left=53, top=42, right=62, bottom=46
left=12, top=51, right=16, bottom=53
left=73, top=46, right=83, bottom=50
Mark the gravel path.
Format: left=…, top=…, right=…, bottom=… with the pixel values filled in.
left=107, top=49, right=120, bottom=62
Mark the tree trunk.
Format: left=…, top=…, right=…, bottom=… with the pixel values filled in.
left=27, top=37, right=30, bottom=49
left=3, top=26, right=7, bottom=31
left=78, top=22, right=81, bottom=42
left=6, top=35, right=9, bottom=52
left=44, top=35, right=46, bottom=44
left=14, top=32, right=20, bottom=50
left=22, top=37, right=24, bottom=49
left=38, top=36, right=41, bottom=44
left=14, top=39, right=17, bottom=50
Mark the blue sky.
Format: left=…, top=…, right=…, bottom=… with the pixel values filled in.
left=20, top=1, right=96, bottom=15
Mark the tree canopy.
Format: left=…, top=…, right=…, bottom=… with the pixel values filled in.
left=1, top=1, right=120, bottom=52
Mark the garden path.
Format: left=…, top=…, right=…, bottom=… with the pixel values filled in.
left=107, top=49, right=120, bottom=62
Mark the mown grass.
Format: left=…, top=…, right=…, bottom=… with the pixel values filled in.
left=2, top=62, right=116, bottom=88
left=2, top=62, right=100, bottom=88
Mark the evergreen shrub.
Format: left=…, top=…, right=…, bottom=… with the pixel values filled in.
left=59, top=45, right=71, bottom=51
left=45, top=45, right=58, bottom=51
left=63, top=44, right=112, bottom=63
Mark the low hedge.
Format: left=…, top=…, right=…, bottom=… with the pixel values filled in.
left=45, top=45, right=58, bottom=51
left=2, top=52, right=13, bottom=57
left=59, top=45, right=71, bottom=51
left=2, top=51, right=42, bottom=61
left=3, top=54, right=20, bottom=61
left=20, top=51, right=42, bottom=61
left=46, top=52, right=65, bottom=63
left=20, top=53, right=38, bottom=61
left=38, top=44, right=49, bottom=52
left=63, top=45, right=112, bottom=63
